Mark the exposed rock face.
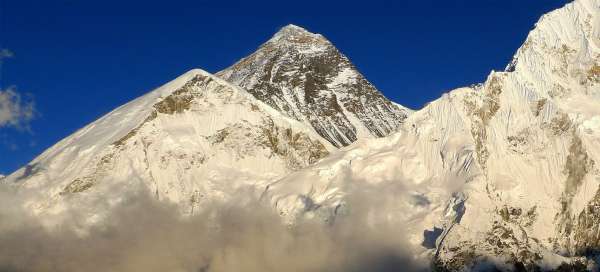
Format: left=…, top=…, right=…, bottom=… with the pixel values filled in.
left=218, top=25, right=409, bottom=147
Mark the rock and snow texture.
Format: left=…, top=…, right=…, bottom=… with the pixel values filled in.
left=432, top=0, right=600, bottom=267
left=259, top=0, right=600, bottom=269
left=2, top=0, right=600, bottom=270
left=3, top=69, right=332, bottom=224
left=218, top=24, right=409, bottom=147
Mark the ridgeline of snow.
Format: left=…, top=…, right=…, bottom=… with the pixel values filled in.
left=3, top=69, right=333, bottom=227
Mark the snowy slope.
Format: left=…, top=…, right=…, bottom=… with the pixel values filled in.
left=218, top=25, right=409, bottom=147
left=3, top=69, right=333, bottom=226
left=2, top=25, right=410, bottom=230
left=259, top=0, right=600, bottom=269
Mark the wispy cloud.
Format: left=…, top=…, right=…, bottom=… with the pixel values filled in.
left=0, top=49, right=35, bottom=130
left=0, top=49, right=14, bottom=61
left=0, top=87, right=35, bottom=129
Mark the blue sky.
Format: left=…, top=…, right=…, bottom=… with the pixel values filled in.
left=0, top=0, right=568, bottom=174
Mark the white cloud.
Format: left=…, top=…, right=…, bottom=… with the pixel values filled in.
left=0, top=87, right=35, bottom=129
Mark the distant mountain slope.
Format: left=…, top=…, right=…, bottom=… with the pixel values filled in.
left=218, top=25, right=409, bottom=147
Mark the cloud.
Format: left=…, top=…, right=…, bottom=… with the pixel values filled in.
left=0, top=87, right=35, bottom=129
left=0, top=49, right=14, bottom=62
left=0, top=183, right=428, bottom=272
left=0, top=49, right=35, bottom=130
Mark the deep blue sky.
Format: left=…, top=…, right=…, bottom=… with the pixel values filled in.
left=0, top=0, right=568, bottom=174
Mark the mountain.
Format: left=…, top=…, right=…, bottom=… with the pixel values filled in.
left=1, top=25, right=411, bottom=227
left=2, top=0, right=599, bottom=270
left=1, top=24, right=413, bottom=226
left=260, top=0, right=600, bottom=269
left=217, top=24, right=410, bottom=147
left=2, top=69, right=333, bottom=224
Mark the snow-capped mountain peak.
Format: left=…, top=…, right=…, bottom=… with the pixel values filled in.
left=218, top=24, right=409, bottom=147
left=264, top=24, right=331, bottom=56
left=270, top=24, right=325, bottom=43
left=3, top=68, right=333, bottom=225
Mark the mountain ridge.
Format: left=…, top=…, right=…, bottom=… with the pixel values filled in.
left=2, top=0, right=600, bottom=270
left=258, top=0, right=600, bottom=269
left=2, top=68, right=335, bottom=226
